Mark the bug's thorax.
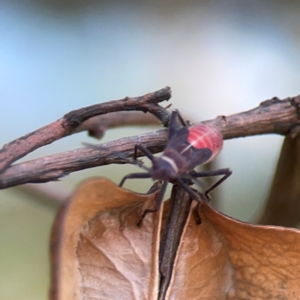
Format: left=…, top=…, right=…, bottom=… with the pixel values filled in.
left=151, top=156, right=178, bottom=181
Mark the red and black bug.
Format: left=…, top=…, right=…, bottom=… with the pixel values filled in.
left=120, top=110, right=232, bottom=222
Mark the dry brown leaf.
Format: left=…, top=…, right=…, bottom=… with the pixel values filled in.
left=51, top=178, right=300, bottom=300
left=259, top=136, right=300, bottom=227
left=50, top=178, right=162, bottom=300
left=168, top=200, right=300, bottom=300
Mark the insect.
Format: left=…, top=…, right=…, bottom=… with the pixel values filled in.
left=120, top=110, right=231, bottom=223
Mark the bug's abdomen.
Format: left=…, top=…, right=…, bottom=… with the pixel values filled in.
left=187, top=125, right=223, bottom=163
left=163, top=124, right=223, bottom=173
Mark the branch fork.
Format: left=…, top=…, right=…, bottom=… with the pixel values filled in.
left=0, top=88, right=300, bottom=190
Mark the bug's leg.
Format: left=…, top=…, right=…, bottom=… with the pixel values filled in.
left=168, top=110, right=180, bottom=139
left=168, top=109, right=188, bottom=138
left=204, top=169, right=232, bottom=197
left=119, top=172, right=152, bottom=187
left=176, top=178, right=201, bottom=202
left=146, top=180, right=162, bottom=194
left=134, top=144, right=155, bottom=161
left=168, top=109, right=190, bottom=139
left=191, top=168, right=232, bottom=200
left=175, top=110, right=188, bottom=127
left=137, top=181, right=168, bottom=227
left=128, top=144, right=154, bottom=171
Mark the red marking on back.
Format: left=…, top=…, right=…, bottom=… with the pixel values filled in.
left=187, top=125, right=223, bottom=162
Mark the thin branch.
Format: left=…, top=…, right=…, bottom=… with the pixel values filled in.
left=0, top=130, right=167, bottom=188
left=0, top=94, right=300, bottom=189
left=202, top=96, right=300, bottom=139
left=0, top=87, right=171, bottom=174
left=74, top=111, right=161, bottom=139
left=159, top=186, right=192, bottom=300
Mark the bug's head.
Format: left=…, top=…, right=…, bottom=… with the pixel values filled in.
left=151, top=157, right=177, bottom=181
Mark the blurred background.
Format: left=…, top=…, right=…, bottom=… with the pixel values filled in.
left=1, top=0, right=300, bottom=299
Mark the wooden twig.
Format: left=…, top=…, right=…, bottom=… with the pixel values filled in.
left=0, top=94, right=300, bottom=189
left=73, top=111, right=161, bottom=139
left=0, top=87, right=171, bottom=174
left=159, top=186, right=192, bottom=300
